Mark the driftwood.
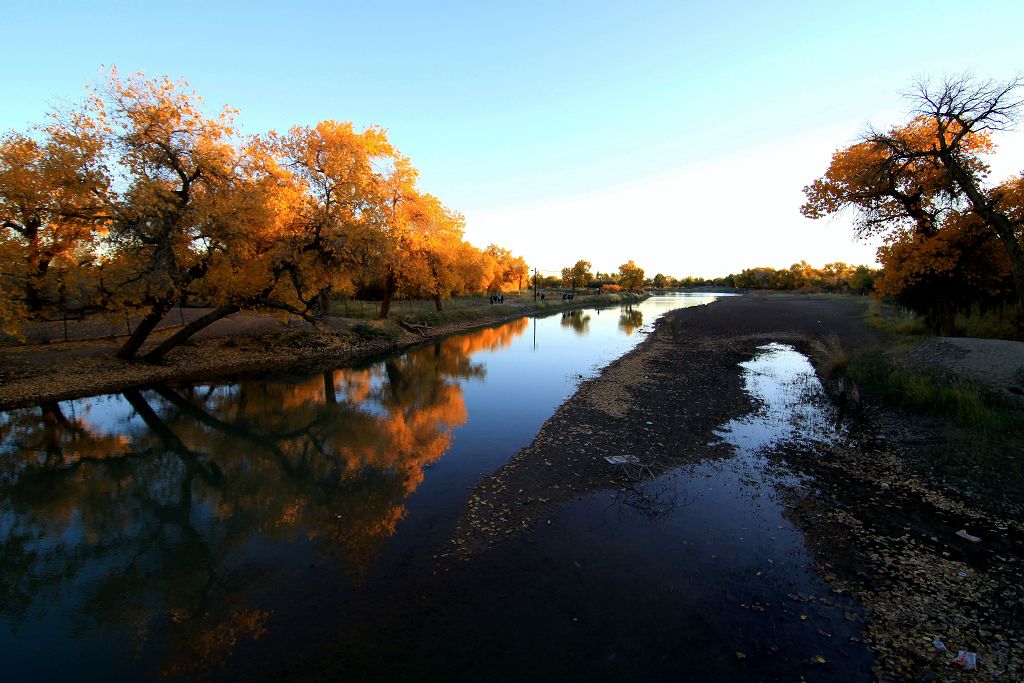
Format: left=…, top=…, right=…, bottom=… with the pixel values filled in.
left=398, top=320, right=431, bottom=336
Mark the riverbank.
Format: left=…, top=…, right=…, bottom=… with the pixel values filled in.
left=450, top=294, right=1024, bottom=682
left=0, top=292, right=646, bottom=410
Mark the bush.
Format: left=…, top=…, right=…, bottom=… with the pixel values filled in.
left=866, top=300, right=928, bottom=337
left=278, top=330, right=326, bottom=348
left=954, top=305, right=1019, bottom=340
left=808, top=333, right=848, bottom=379
left=351, top=322, right=398, bottom=340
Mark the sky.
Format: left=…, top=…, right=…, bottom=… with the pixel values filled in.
left=3, top=0, right=1022, bottom=278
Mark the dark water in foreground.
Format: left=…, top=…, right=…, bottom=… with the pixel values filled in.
left=0, top=295, right=871, bottom=681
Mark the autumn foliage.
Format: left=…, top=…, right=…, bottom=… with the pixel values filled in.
left=803, top=74, right=1024, bottom=334
left=0, top=69, right=528, bottom=356
left=730, top=262, right=877, bottom=293
left=560, top=259, right=593, bottom=291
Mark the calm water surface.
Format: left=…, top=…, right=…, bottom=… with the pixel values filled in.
left=0, top=295, right=714, bottom=679
left=0, top=295, right=871, bottom=681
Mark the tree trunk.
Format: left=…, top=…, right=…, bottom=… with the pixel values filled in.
left=939, top=153, right=1024, bottom=333
left=124, top=388, right=223, bottom=487
left=434, top=292, right=443, bottom=311
left=323, top=370, right=337, bottom=404
left=384, top=361, right=402, bottom=399
left=25, top=257, right=52, bottom=312
left=378, top=272, right=397, bottom=320
left=318, top=288, right=331, bottom=318
left=116, top=301, right=174, bottom=360
left=930, top=299, right=956, bottom=336
left=142, top=304, right=241, bottom=362
left=992, top=230, right=1024, bottom=337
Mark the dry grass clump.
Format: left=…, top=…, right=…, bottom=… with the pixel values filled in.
left=809, top=333, right=848, bottom=380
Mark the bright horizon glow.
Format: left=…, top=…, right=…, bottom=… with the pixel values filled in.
left=467, top=124, right=1024, bottom=278
left=466, top=122, right=886, bottom=277
left=3, top=0, right=1022, bottom=279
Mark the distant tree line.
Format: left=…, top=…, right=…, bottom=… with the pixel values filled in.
left=540, top=259, right=875, bottom=294
left=533, top=259, right=647, bottom=292
left=726, top=262, right=877, bottom=293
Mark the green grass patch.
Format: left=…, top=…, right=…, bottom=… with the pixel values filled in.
left=400, top=292, right=645, bottom=326
left=846, top=347, right=1024, bottom=505
left=848, top=349, right=1019, bottom=432
left=329, top=291, right=645, bottom=322
left=863, top=298, right=1020, bottom=341
left=405, top=305, right=516, bottom=326
left=953, top=305, right=1020, bottom=340
left=351, top=322, right=401, bottom=340
left=864, top=299, right=929, bottom=339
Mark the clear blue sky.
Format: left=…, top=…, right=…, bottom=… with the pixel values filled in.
left=4, top=0, right=1022, bottom=277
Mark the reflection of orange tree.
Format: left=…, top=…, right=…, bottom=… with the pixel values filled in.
left=0, top=332, right=488, bottom=678
left=156, top=337, right=481, bottom=572
left=441, top=316, right=528, bottom=356
left=0, top=401, right=132, bottom=476
left=159, top=609, right=271, bottom=681
left=560, top=309, right=591, bottom=335
left=618, top=307, right=643, bottom=335
left=0, top=392, right=257, bottom=681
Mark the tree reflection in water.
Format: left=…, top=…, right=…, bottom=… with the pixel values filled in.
left=618, top=306, right=643, bottom=335
left=0, top=317, right=527, bottom=678
left=560, top=309, right=591, bottom=335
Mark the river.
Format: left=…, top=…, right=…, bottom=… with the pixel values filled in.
left=0, top=294, right=872, bottom=683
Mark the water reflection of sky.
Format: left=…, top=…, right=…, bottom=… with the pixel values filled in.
left=324, top=340, right=871, bottom=681
left=715, top=342, right=840, bottom=454
left=59, top=394, right=146, bottom=437
left=0, top=293, right=738, bottom=681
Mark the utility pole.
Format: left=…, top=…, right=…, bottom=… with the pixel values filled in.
left=533, top=268, right=538, bottom=303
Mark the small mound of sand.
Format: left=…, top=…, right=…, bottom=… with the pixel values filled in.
left=907, top=337, right=1024, bottom=398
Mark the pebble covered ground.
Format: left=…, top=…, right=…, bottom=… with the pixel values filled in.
left=778, top=437, right=1023, bottom=681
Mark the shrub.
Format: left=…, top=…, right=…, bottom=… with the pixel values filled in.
left=808, top=333, right=848, bottom=379
left=351, top=323, right=397, bottom=340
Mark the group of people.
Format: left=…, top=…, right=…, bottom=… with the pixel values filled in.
left=487, top=291, right=580, bottom=304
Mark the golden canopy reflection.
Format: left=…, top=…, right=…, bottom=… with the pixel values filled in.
left=559, top=309, right=591, bottom=335
left=0, top=316, right=528, bottom=678
left=618, top=307, right=643, bottom=335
